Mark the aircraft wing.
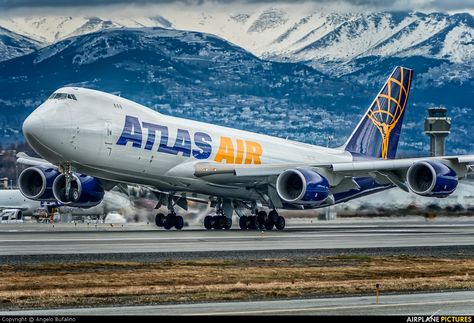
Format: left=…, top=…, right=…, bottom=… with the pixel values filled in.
left=193, top=155, right=474, bottom=191
left=328, top=155, right=474, bottom=174
left=16, top=152, right=54, bottom=167
left=196, top=155, right=474, bottom=177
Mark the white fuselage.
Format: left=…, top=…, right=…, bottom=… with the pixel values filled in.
left=23, top=87, right=353, bottom=202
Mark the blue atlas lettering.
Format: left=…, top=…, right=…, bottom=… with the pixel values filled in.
left=193, top=132, right=212, bottom=159
left=172, top=129, right=192, bottom=157
left=117, top=116, right=215, bottom=159
left=116, top=115, right=142, bottom=148
left=142, top=122, right=168, bottom=150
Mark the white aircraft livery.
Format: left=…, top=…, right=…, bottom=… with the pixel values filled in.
left=18, top=66, right=474, bottom=230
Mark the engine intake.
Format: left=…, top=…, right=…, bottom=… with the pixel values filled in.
left=406, top=161, right=458, bottom=198
left=18, top=166, right=59, bottom=201
left=52, top=173, right=104, bottom=207
left=276, top=168, right=330, bottom=204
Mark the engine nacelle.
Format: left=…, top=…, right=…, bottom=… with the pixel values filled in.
left=406, top=161, right=458, bottom=198
left=52, top=173, right=104, bottom=207
left=18, top=166, right=60, bottom=201
left=276, top=168, right=330, bottom=204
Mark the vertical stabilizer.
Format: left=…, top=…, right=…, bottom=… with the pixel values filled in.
left=344, top=66, right=413, bottom=159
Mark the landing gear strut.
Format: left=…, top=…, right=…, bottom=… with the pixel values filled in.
left=239, top=209, right=285, bottom=231
left=154, top=195, right=184, bottom=230
left=204, top=199, right=232, bottom=230
left=58, top=164, right=79, bottom=203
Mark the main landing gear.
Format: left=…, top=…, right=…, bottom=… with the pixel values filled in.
left=204, top=199, right=232, bottom=230
left=155, top=211, right=184, bottom=230
left=154, top=195, right=184, bottom=230
left=239, top=209, right=285, bottom=231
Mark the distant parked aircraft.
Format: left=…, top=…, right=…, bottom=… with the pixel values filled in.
left=0, top=189, right=41, bottom=217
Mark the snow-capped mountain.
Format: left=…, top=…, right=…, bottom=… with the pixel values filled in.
left=0, top=15, right=172, bottom=44
left=1, top=8, right=472, bottom=74
left=0, top=26, right=41, bottom=61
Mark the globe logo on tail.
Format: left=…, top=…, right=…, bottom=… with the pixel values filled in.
left=366, top=68, right=412, bottom=159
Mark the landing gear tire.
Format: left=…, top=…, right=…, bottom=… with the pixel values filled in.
left=174, top=216, right=184, bottom=230
left=269, top=210, right=279, bottom=224
left=163, top=220, right=173, bottom=230
left=218, top=216, right=227, bottom=229
left=248, top=216, right=258, bottom=230
left=155, top=213, right=165, bottom=227
left=224, top=217, right=232, bottom=230
left=257, top=211, right=267, bottom=230
left=163, top=213, right=175, bottom=230
left=212, top=218, right=220, bottom=229
left=264, top=221, right=274, bottom=230
left=275, top=216, right=285, bottom=231
left=204, top=215, right=213, bottom=230
left=70, top=188, right=80, bottom=202
left=239, top=216, right=248, bottom=230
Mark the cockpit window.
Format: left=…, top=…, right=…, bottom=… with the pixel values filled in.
left=48, top=92, right=77, bottom=101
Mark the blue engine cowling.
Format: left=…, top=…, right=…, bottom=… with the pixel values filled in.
left=18, top=166, right=60, bottom=201
left=276, top=168, right=330, bottom=204
left=406, top=161, right=458, bottom=198
left=52, top=173, right=104, bottom=207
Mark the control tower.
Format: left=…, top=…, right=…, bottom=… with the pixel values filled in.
left=424, top=107, right=451, bottom=157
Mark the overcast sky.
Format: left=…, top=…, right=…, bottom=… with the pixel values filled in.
left=1, top=0, right=473, bottom=15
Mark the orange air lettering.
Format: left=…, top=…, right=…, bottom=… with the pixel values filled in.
left=244, top=140, right=262, bottom=165
left=214, top=136, right=235, bottom=164
left=235, top=139, right=245, bottom=164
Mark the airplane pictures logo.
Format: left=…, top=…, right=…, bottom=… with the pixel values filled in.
left=366, top=67, right=412, bottom=159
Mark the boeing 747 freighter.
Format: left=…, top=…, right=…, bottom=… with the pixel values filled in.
left=18, top=66, right=474, bottom=230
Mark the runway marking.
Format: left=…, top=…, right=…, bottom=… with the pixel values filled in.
left=190, top=298, right=474, bottom=316
left=0, top=231, right=471, bottom=243
left=4, top=296, right=472, bottom=316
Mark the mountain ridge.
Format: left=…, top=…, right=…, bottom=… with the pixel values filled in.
left=1, top=10, right=472, bottom=72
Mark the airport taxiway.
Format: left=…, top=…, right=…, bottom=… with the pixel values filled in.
left=1, top=290, right=472, bottom=315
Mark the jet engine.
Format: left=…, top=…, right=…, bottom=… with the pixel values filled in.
left=276, top=168, right=330, bottom=204
left=406, top=161, right=458, bottom=198
left=52, top=173, right=104, bottom=207
left=18, top=166, right=60, bottom=201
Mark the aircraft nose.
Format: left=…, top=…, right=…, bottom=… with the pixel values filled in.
left=22, top=112, right=45, bottom=141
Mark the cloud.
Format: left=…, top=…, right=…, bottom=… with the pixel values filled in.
left=1, top=0, right=473, bottom=14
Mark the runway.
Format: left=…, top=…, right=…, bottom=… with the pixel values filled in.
left=2, top=290, right=473, bottom=315
left=0, top=218, right=474, bottom=257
